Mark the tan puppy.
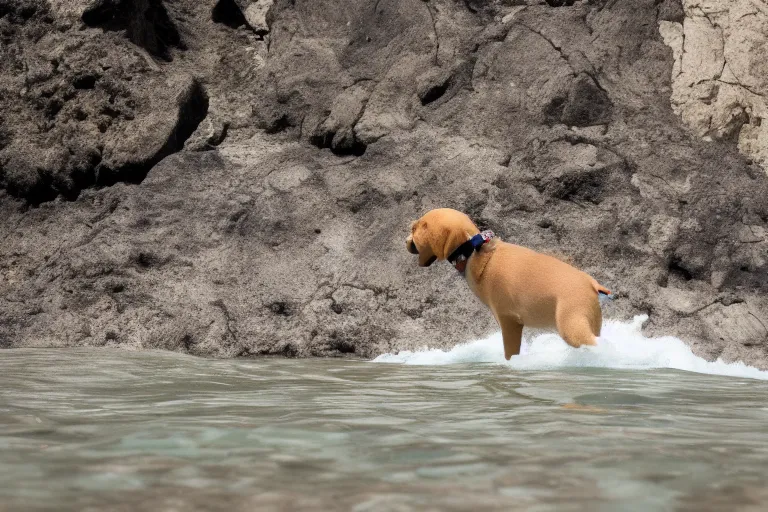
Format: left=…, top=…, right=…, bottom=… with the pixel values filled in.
left=405, top=208, right=611, bottom=360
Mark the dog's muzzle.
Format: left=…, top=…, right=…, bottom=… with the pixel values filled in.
left=407, top=236, right=435, bottom=266
left=407, top=238, right=419, bottom=254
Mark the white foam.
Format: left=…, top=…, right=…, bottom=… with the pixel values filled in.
left=373, top=315, right=768, bottom=381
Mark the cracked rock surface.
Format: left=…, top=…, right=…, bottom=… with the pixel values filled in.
left=660, top=0, right=768, bottom=170
left=1, top=0, right=768, bottom=366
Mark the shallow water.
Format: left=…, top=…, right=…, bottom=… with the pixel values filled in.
left=2, top=325, right=768, bottom=511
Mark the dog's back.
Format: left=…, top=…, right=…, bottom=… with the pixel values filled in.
left=468, top=240, right=604, bottom=331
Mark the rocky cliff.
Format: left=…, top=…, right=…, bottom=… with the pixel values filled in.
left=660, top=0, right=768, bottom=170
left=1, top=0, right=767, bottom=365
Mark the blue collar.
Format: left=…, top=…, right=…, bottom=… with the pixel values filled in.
left=447, top=230, right=495, bottom=274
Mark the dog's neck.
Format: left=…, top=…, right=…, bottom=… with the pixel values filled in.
left=447, top=231, right=495, bottom=275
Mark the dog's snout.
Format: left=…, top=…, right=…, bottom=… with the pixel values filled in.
left=406, top=236, right=419, bottom=254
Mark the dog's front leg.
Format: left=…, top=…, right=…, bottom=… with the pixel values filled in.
left=498, top=316, right=524, bottom=360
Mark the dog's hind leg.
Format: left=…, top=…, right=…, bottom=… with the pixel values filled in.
left=555, top=302, right=599, bottom=349
left=498, top=317, right=524, bottom=360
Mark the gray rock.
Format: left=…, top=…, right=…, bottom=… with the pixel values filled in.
left=1, top=0, right=768, bottom=369
left=0, top=0, right=208, bottom=201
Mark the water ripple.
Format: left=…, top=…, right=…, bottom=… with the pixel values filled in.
left=0, top=348, right=767, bottom=511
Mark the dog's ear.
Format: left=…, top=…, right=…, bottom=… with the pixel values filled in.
left=418, top=251, right=437, bottom=267
left=420, top=221, right=445, bottom=259
left=439, top=225, right=470, bottom=261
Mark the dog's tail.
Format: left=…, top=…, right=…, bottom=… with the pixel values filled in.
left=591, top=278, right=611, bottom=297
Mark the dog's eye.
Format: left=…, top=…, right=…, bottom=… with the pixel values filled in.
left=409, top=241, right=418, bottom=254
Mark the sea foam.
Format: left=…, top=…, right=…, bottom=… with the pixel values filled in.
left=373, top=315, right=768, bottom=380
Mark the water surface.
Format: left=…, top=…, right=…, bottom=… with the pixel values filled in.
left=2, top=343, right=768, bottom=511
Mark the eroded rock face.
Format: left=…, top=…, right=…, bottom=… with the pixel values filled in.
left=660, top=0, right=768, bottom=170
left=1, top=0, right=767, bottom=366
left=0, top=0, right=208, bottom=203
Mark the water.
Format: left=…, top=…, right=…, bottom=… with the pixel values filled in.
left=2, top=320, right=768, bottom=512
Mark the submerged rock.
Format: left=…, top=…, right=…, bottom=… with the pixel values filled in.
left=0, top=0, right=767, bottom=367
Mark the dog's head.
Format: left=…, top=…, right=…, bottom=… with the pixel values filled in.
left=405, top=208, right=480, bottom=267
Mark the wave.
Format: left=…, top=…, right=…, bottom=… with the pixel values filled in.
left=373, top=315, right=768, bottom=380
